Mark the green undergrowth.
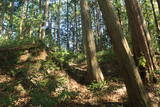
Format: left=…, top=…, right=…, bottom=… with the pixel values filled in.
left=97, top=49, right=115, bottom=64
left=0, top=46, right=79, bottom=106
left=87, top=80, right=107, bottom=92
left=0, top=36, right=41, bottom=48
left=0, top=58, right=79, bottom=106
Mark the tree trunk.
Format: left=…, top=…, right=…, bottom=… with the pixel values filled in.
left=41, top=0, right=50, bottom=39
left=97, top=0, right=151, bottom=106
left=124, top=0, right=157, bottom=83
left=8, top=0, right=14, bottom=36
left=156, top=0, right=160, bottom=14
left=0, top=1, right=4, bottom=35
left=150, top=0, right=160, bottom=41
left=66, top=0, right=70, bottom=50
left=57, top=0, right=61, bottom=47
left=80, top=0, right=104, bottom=82
left=38, top=0, right=42, bottom=39
left=95, top=3, right=104, bottom=51
left=19, top=0, right=27, bottom=39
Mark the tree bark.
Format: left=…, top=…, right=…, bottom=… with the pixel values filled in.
left=57, top=0, right=61, bottom=47
left=97, top=0, right=151, bottom=106
left=124, top=0, right=157, bottom=79
left=80, top=0, right=104, bottom=81
left=156, top=0, right=160, bottom=14
left=0, top=1, right=4, bottom=35
left=41, top=0, right=50, bottom=39
left=19, top=0, right=27, bottom=39
left=150, top=0, right=160, bottom=41
left=66, top=0, right=70, bottom=50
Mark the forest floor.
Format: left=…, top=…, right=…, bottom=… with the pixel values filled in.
left=0, top=61, right=160, bottom=107
left=0, top=47, right=160, bottom=107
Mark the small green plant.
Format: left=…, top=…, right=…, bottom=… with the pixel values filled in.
left=42, top=59, right=60, bottom=71
left=58, top=90, right=79, bottom=102
left=156, top=88, right=160, bottom=96
left=0, top=95, right=18, bottom=107
left=0, top=36, right=40, bottom=48
left=97, top=49, right=115, bottom=64
left=154, top=70, right=160, bottom=74
left=138, top=56, right=146, bottom=67
left=31, top=90, right=57, bottom=107
left=87, top=80, right=107, bottom=92
left=74, top=53, right=86, bottom=63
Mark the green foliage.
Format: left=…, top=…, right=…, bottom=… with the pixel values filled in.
left=156, top=88, right=160, bottom=97
left=0, top=50, right=20, bottom=68
left=51, top=49, right=71, bottom=62
left=31, top=90, right=57, bottom=107
left=30, top=75, right=76, bottom=107
left=97, top=49, right=115, bottom=64
left=72, top=53, right=86, bottom=63
left=0, top=95, right=18, bottom=107
left=138, top=56, right=146, bottom=67
left=154, top=70, right=160, bottom=74
left=30, top=76, right=62, bottom=106
left=87, top=80, right=107, bottom=92
left=50, top=48, right=83, bottom=64
left=58, top=90, right=78, bottom=102
left=0, top=36, right=40, bottom=48
left=10, top=67, right=28, bottom=77
left=42, top=59, right=60, bottom=71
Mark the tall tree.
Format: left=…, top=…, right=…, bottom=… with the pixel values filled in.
left=80, top=0, right=104, bottom=81
left=150, top=0, right=160, bottom=40
left=8, top=0, right=14, bottom=36
left=66, top=0, right=70, bottom=50
left=0, top=1, right=4, bottom=35
left=19, top=0, right=27, bottom=39
left=38, top=0, right=42, bottom=39
left=57, top=0, right=61, bottom=47
left=124, top=0, right=157, bottom=83
left=41, top=0, right=50, bottom=39
left=97, top=0, right=151, bottom=106
left=156, top=0, right=160, bottom=13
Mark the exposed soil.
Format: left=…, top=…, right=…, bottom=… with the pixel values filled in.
left=0, top=47, right=160, bottom=107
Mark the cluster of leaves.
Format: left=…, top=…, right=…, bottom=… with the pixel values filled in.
left=50, top=48, right=80, bottom=64
left=0, top=36, right=40, bottom=48
left=30, top=75, right=78, bottom=107
left=42, top=59, right=60, bottom=71
left=30, top=76, right=64, bottom=107
left=0, top=95, right=18, bottom=107
left=97, top=49, right=115, bottom=64
left=138, top=56, right=146, bottom=67
left=73, top=53, right=86, bottom=63
left=87, top=80, right=107, bottom=92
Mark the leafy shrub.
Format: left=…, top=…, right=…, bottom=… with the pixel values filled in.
left=57, top=90, right=79, bottom=102
left=154, top=70, right=160, bottom=74
left=0, top=95, right=18, bottom=107
left=96, top=49, right=115, bottom=64
left=156, top=88, right=160, bottom=96
left=0, top=36, right=40, bottom=48
left=74, top=53, right=86, bottom=63
left=42, top=59, right=60, bottom=71
left=138, top=56, right=146, bottom=67
left=87, top=80, right=107, bottom=92
left=31, top=90, right=57, bottom=107
left=50, top=50, right=70, bottom=62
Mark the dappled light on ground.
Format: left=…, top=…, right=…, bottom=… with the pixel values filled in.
left=0, top=44, right=159, bottom=106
